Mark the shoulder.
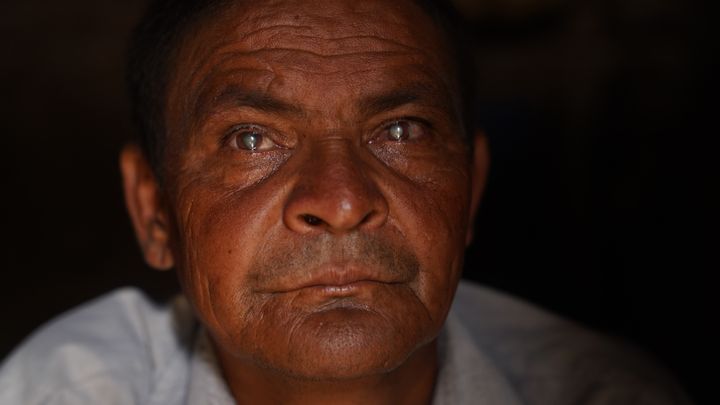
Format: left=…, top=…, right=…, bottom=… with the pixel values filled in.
left=452, top=280, right=693, bottom=405
left=0, top=288, right=196, bottom=405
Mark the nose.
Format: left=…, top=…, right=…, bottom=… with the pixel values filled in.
left=283, top=140, right=389, bottom=234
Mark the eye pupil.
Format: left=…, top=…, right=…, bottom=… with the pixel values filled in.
left=389, top=123, right=406, bottom=141
left=240, top=132, right=260, bottom=150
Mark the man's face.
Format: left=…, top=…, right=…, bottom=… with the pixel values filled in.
left=148, top=0, right=483, bottom=379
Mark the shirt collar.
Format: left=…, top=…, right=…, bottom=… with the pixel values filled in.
left=186, top=331, right=236, bottom=405
left=432, top=312, right=523, bottom=405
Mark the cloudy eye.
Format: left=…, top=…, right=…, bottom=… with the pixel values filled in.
left=379, top=120, right=428, bottom=143
left=239, top=132, right=261, bottom=150
left=388, top=122, right=407, bottom=141
left=227, top=125, right=277, bottom=152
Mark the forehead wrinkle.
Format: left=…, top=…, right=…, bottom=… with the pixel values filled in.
left=250, top=50, right=425, bottom=80
left=243, top=47, right=417, bottom=62
left=241, top=28, right=426, bottom=56
left=232, top=0, right=429, bottom=38
left=212, top=26, right=429, bottom=61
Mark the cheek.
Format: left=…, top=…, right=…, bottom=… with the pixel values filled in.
left=169, top=176, right=287, bottom=342
left=385, top=157, right=471, bottom=322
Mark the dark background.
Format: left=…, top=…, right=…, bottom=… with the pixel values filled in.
left=1, top=0, right=716, bottom=403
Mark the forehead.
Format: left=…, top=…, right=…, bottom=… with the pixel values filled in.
left=167, top=0, right=458, bottom=127
left=185, top=0, right=450, bottom=61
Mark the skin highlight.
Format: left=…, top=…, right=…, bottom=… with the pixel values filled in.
left=121, top=0, right=489, bottom=403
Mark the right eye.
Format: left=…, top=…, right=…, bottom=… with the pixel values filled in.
left=226, top=125, right=279, bottom=152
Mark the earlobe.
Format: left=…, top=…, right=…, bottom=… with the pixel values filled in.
left=120, top=144, right=174, bottom=270
left=466, top=131, right=490, bottom=246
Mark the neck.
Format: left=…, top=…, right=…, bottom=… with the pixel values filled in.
left=216, top=341, right=439, bottom=405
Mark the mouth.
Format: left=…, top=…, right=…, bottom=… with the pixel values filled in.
left=261, top=262, right=406, bottom=296
left=301, top=280, right=388, bottom=298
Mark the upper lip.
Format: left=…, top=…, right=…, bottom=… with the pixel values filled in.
left=262, top=262, right=403, bottom=293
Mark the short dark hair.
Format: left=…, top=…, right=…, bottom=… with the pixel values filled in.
left=126, top=0, right=475, bottom=174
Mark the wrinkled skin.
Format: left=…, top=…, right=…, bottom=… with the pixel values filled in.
left=121, top=0, right=488, bottom=403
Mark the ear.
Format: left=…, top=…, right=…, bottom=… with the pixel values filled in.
left=120, top=144, right=174, bottom=270
left=466, top=131, right=490, bottom=246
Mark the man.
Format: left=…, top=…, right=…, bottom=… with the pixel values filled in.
left=0, top=0, right=692, bottom=404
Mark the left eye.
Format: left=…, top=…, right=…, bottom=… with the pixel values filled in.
left=379, top=120, right=427, bottom=143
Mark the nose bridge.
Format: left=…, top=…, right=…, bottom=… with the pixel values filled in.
left=309, top=139, right=364, bottom=193
left=283, top=138, right=388, bottom=234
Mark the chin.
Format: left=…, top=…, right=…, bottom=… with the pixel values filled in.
left=258, top=307, right=433, bottom=381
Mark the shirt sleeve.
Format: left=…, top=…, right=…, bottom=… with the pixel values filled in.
left=0, top=288, right=183, bottom=405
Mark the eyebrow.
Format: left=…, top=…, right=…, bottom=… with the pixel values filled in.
left=358, top=82, right=451, bottom=118
left=202, top=85, right=305, bottom=117
left=197, top=81, right=452, bottom=121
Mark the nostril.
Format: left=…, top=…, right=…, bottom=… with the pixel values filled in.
left=301, top=214, right=323, bottom=226
left=360, top=212, right=373, bottom=225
